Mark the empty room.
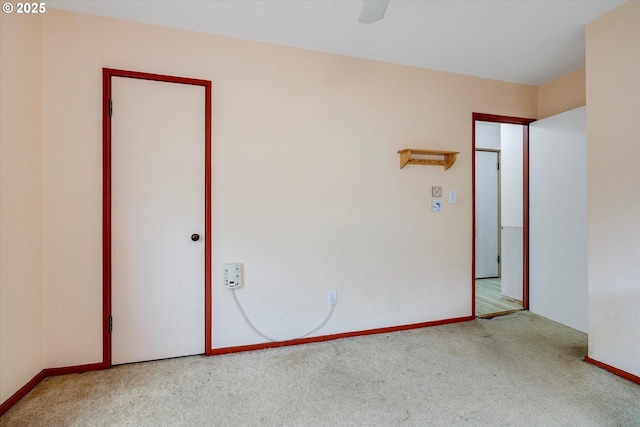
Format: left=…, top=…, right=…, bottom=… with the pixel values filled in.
left=1, top=0, right=639, bottom=425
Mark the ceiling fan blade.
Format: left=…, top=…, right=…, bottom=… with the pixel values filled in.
left=358, top=0, right=389, bottom=24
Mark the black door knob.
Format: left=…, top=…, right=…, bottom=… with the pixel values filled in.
left=191, top=233, right=200, bottom=241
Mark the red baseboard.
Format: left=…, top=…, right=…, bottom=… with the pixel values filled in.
left=0, top=370, right=47, bottom=417
left=211, top=315, right=475, bottom=355
left=43, top=362, right=105, bottom=377
left=584, top=356, right=640, bottom=385
left=0, top=362, right=105, bottom=418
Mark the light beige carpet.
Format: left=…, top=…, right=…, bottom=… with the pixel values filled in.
left=2, top=312, right=639, bottom=426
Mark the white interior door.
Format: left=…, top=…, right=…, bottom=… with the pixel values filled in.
left=111, top=77, right=205, bottom=365
left=475, top=150, right=500, bottom=278
left=529, top=106, right=587, bottom=332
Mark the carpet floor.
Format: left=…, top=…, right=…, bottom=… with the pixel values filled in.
left=1, top=312, right=639, bottom=426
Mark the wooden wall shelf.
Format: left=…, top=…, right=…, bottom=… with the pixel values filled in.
left=397, top=149, right=459, bottom=170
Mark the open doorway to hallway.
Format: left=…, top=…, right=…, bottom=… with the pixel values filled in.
left=473, top=114, right=535, bottom=318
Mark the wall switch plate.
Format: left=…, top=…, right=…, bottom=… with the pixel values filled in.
left=328, top=290, right=337, bottom=306
left=224, top=263, right=243, bottom=289
left=432, top=186, right=442, bottom=198
left=432, top=199, right=442, bottom=212
left=449, top=190, right=457, bottom=203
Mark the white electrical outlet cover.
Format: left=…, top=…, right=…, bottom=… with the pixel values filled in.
left=328, top=290, right=337, bottom=306
left=449, top=190, right=457, bottom=204
left=224, top=263, right=242, bottom=289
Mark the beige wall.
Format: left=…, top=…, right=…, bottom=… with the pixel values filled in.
left=39, top=8, right=536, bottom=360
left=586, top=0, right=640, bottom=377
left=2, top=7, right=538, bottom=397
left=0, top=14, right=44, bottom=402
left=538, top=68, right=586, bottom=119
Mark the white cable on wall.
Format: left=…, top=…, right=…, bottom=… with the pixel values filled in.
left=231, top=288, right=335, bottom=343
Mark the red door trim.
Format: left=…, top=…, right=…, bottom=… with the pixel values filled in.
left=471, top=113, right=536, bottom=316
left=102, top=68, right=213, bottom=366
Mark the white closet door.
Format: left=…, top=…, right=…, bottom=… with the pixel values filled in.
left=475, top=150, right=500, bottom=278
left=111, top=77, right=205, bottom=364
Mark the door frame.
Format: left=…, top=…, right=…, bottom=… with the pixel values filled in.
left=472, top=113, right=535, bottom=316
left=102, top=68, right=212, bottom=367
left=475, top=148, right=501, bottom=279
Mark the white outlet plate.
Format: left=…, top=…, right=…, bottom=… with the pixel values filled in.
left=224, top=263, right=242, bottom=289
left=328, top=290, right=337, bottom=306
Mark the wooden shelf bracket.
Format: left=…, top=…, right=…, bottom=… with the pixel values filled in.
left=397, top=149, right=459, bottom=170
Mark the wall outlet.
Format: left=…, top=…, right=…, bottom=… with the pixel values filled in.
left=224, top=263, right=242, bottom=289
left=328, top=290, right=337, bottom=306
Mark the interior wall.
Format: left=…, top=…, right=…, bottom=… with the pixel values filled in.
left=475, top=122, right=501, bottom=150
left=0, top=14, right=44, bottom=402
left=538, top=68, right=586, bottom=120
left=499, top=125, right=523, bottom=301
left=530, top=107, right=587, bottom=333
left=32, top=8, right=537, bottom=364
left=586, top=1, right=640, bottom=377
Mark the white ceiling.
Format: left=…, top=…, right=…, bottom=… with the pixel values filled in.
left=48, top=0, right=625, bottom=85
